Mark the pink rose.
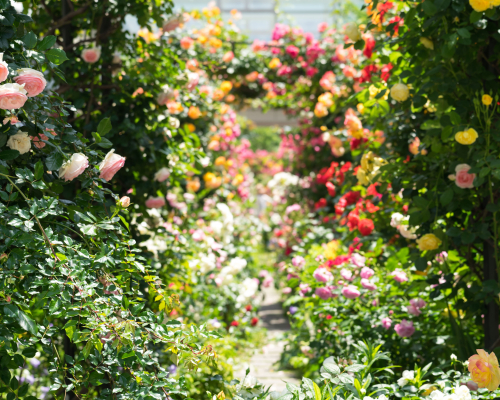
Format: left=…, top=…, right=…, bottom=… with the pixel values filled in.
left=340, top=268, right=353, bottom=281
left=119, top=196, right=130, bottom=208
left=58, top=153, right=89, bottom=181
left=0, top=83, right=28, bottom=110
left=394, top=319, right=415, bottom=337
left=299, top=283, right=311, bottom=295
left=154, top=167, right=170, bottom=182
left=192, top=229, right=205, bottom=241
left=361, top=278, right=377, bottom=291
left=99, top=149, right=126, bottom=181
left=14, top=68, right=47, bottom=97
left=263, top=276, right=274, bottom=287
left=454, top=164, right=476, bottom=189
left=282, top=287, right=292, bottom=294
left=392, top=269, right=408, bottom=283
left=360, top=267, right=374, bottom=279
left=407, top=305, right=421, bottom=316
left=381, top=317, right=392, bottom=329
left=342, top=285, right=360, bottom=299
left=292, top=256, right=305, bottom=268
left=315, top=286, right=333, bottom=300
left=272, top=23, right=290, bottom=41
left=318, top=22, right=328, bottom=32
left=286, top=45, right=299, bottom=58
left=313, top=267, right=333, bottom=283
left=351, top=253, right=365, bottom=267
left=180, top=37, right=193, bottom=50
left=409, top=298, right=426, bottom=309
left=81, top=47, right=101, bottom=64
left=222, top=51, right=234, bottom=62
left=0, top=53, right=8, bottom=82
left=145, top=197, right=166, bottom=208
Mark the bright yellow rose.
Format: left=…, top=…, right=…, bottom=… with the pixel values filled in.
left=455, top=128, right=478, bottom=145
left=482, top=94, right=493, bottom=106
left=420, top=37, right=434, bottom=50
left=416, top=234, right=442, bottom=251
left=470, top=0, right=490, bottom=11
left=269, top=57, right=281, bottom=69
left=232, top=174, right=244, bottom=186
left=314, top=103, right=328, bottom=118
left=324, top=240, right=339, bottom=260
left=390, top=83, right=410, bottom=102
left=468, top=350, right=500, bottom=391
left=357, top=103, right=365, bottom=114
left=220, top=81, right=233, bottom=93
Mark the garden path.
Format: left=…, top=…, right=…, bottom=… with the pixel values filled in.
left=237, top=285, right=300, bottom=392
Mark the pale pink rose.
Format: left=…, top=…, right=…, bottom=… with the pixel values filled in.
left=98, top=149, right=126, bottom=181
left=313, top=267, right=333, bottom=283
left=14, top=68, right=47, bottom=97
left=407, top=304, right=421, bottom=316
left=392, top=269, right=408, bottom=283
left=342, top=285, right=360, bottom=299
left=318, top=22, right=328, bottom=32
left=299, top=283, right=311, bottom=295
left=119, top=196, right=130, bottom=207
left=258, top=270, right=269, bottom=277
left=340, top=268, right=353, bottom=281
left=315, top=286, right=333, bottom=300
left=154, top=167, right=170, bottom=182
left=0, top=83, right=28, bottom=110
left=222, top=51, right=234, bottom=62
left=145, top=197, right=166, bottom=208
left=282, top=287, right=292, bottom=294
left=435, top=251, right=448, bottom=263
left=394, top=319, right=415, bottom=337
left=454, top=164, right=475, bottom=189
left=191, top=229, right=205, bottom=241
left=286, top=204, right=301, bottom=214
left=409, top=298, right=426, bottom=309
left=381, top=317, right=392, bottom=329
left=351, top=253, right=365, bottom=267
left=292, top=256, right=305, bottom=268
left=361, top=278, right=376, bottom=291
left=360, top=267, right=374, bottom=279
left=0, top=53, right=8, bottom=82
left=58, top=153, right=89, bottom=181
left=186, top=72, right=199, bottom=91
left=81, top=47, right=101, bottom=64
left=263, top=276, right=274, bottom=287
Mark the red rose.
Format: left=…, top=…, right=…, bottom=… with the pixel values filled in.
left=358, top=219, right=374, bottom=236
left=251, top=317, right=259, bottom=326
left=245, top=305, right=252, bottom=311
left=315, top=198, right=327, bottom=210
left=230, top=321, right=239, bottom=327
left=326, top=182, right=336, bottom=197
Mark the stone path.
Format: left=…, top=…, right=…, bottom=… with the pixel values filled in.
left=237, top=285, right=301, bottom=392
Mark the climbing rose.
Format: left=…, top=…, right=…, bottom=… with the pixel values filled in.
left=393, top=269, right=408, bottom=283
left=390, top=83, right=410, bottom=102
left=468, top=350, right=500, bottom=391
left=361, top=279, right=377, bottom=291
left=292, top=256, right=305, bottom=268
left=119, top=196, right=130, bottom=208
left=222, top=51, right=234, bottom=62
left=358, top=219, right=374, bottom=236
left=407, top=304, right=421, bottom=316
left=315, top=286, right=333, bottom=300
left=0, top=83, right=28, bottom=110
left=6, top=131, right=31, bottom=154
left=381, top=317, right=392, bottom=329
left=351, top=253, right=366, bottom=267
left=99, top=149, right=126, bottom=181
left=286, top=45, right=299, bottom=58
left=452, top=164, right=476, bottom=189
left=326, top=182, right=336, bottom=196
left=344, top=22, right=361, bottom=42
left=416, top=233, right=442, bottom=251
left=455, top=128, right=478, bottom=145
left=251, top=317, right=259, bottom=326
left=0, top=53, right=8, bottom=82
left=394, top=319, right=415, bottom=337
left=14, top=68, right=46, bottom=97
left=81, top=47, right=101, bottom=63
left=313, top=267, right=333, bottom=283
left=154, top=167, right=170, bottom=182
left=469, top=0, right=490, bottom=12
left=180, top=37, right=193, bottom=49
left=188, top=106, right=201, bottom=119
left=145, top=197, right=166, bottom=208
left=410, top=298, right=426, bottom=309
left=360, top=267, right=374, bottom=279
left=342, top=285, right=360, bottom=299
left=58, top=153, right=89, bottom=181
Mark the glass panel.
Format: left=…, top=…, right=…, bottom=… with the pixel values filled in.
left=220, top=0, right=247, bottom=9
left=247, top=0, right=275, bottom=10
left=173, top=0, right=212, bottom=11
left=285, top=13, right=331, bottom=34
left=280, top=0, right=331, bottom=12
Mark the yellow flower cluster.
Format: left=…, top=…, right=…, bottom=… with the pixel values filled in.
left=356, top=151, right=387, bottom=185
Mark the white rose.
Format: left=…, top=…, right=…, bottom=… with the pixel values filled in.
left=454, top=386, right=471, bottom=400
left=7, top=131, right=31, bottom=154
left=345, top=22, right=361, bottom=42
left=58, top=153, right=89, bottom=181
left=390, top=212, right=405, bottom=228
left=402, top=370, right=415, bottom=380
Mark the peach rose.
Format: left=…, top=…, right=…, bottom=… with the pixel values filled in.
left=468, top=350, right=500, bottom=391
left=145, top=197, right=165, bottom=208
left=59, top=153, right=89, bottom=181
left=223, top=51, right=234, bottom=62
left=119, top=196, right=130, bottom=208
left=98, top=149, right=126, bottom=181
left=81, top=47, right=101, bottom=64
left=14, top=68, right=47, bottom=97
left=30, top=133, right=49, bottom=149
left=454, top=164, right=475, bottom=189
left=0, top=83, right=28, bottom=110
left=0, top=53, right=9, bottom=83
left=180, top=37, right=193, bottom=49
left=154, top=167, right=170, bottom=182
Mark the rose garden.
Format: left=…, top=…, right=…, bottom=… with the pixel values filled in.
left=1, top=0, right=500, bottom=399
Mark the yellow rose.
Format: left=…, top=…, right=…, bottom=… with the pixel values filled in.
left=416, top=234, right=442, bottom=251
left=215, top=156, right=226, bottom=166
left=468, top=350, right=500, bottom=391
left=220, top=81, right=233, bottom=93
left=455, top=128, right=478, bottom=145
left=482, top=94, right=493, bottom=106
left=357, top=103, right=365, bottom=114
left=420, top=37, right=434, bottom=50
left=269, top=57, right=281, bottom=69
left=390, top=83, right=410, bottom=102
left=344, top=22, right=361, bottom=42
left=324, top=240, right=339, bottom=260
left=470, top=0, right=490, bottom=11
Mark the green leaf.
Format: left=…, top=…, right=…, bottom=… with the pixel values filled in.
left=18, top=383, right=29, bottom=397
left=470, top=11, right=482, bottom=23
left=34, top=160, right=44, bottom=180
left=46, top=49, right=69, bottom=65
left=440, top=188, right=454, bottom=206
left=421, top=119, right=441, bottom=130
left=4, top=305, right=37, bottom=335
left=37, top=35, right=56, bottom=51
left=312, top=382, right=322, bottom=400
left=96, top=137, right=113, bottom=148
left=480, top=167, right=491, bottom=178
left=22, top=347, right=36, bottom=358
left=0, top=149, right=19, bottom=160
left=422, top=0, right=438, bottom=15
left=457, top=28, right=471, bottom=38
left=97, top=118, right=112, bottom=136
left=23, top=32, right=37, bottom=49
left=83, top=340, right=92, bottom=359
left=91, top=131, right=102, bottom=143
left=45, top=152, right=64, bottom=171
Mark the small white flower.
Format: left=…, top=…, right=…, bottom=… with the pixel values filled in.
left=429, top=390, right=445, bottom=400
left=450, top=354, right=457, bottom=361
left=402, top=370, right=415, bottom=380
left=397, top=378, right=408, bottom=387
left=360, top=389, right=366, bottom=394
left=454, top=386, right=471, bottom=400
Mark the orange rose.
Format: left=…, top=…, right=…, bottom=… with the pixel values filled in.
left=468, top=350, right=500, bottom=391
left=188, top=106, right=201, bottom=119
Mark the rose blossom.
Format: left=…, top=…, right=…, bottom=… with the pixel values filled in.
left=409, top=298, right=426, bottom=309
left=361, top=278, right=377, bottom=291
left=145, top=197, right=166, bottom=208
left=340, top=268, right=353, bottom=281
left=381, top=317, right=392, bottom=329
left=407, top=305, right=421, bottom=316
left=292, top=256, right=305, bottom=268
left=119, top=196, right=130, bottom=207
left=6, top=131, right=31, bottom=154
left=98, top=149, right=126, bottom=181
left=392, top=269, right=408, bottom=283
left=394, top=319, right=415, bottom=337
left=315, top=286, right=333, bottom=300
left=351, top=253, right=365, bottom=267
left=360, top=267, right=374, bottom=279
left=0, top=53, right=8, bottom=82
left=454, top=164, right=476, bottom=189
left=0, top=83, right=28, bottom=110
left=154, top=167, right=170, bottom=182
left=81, top=47, right=101, bottom=64
left=468, top=350, right=500, bottom=391
left=14, top=68, right=46, bottom=97
left=313, top=267, right=333, bottom=282
left=342, top=285, right=360, bottom=299
left=58, top=153, right=89, bottom=181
